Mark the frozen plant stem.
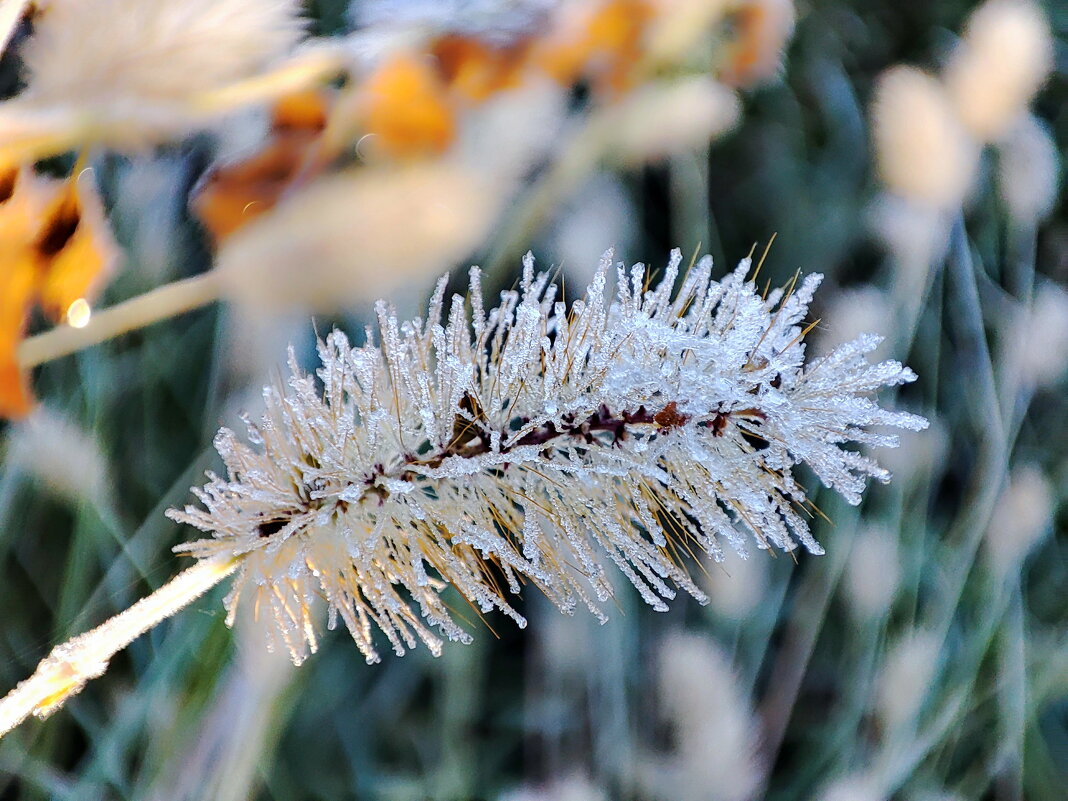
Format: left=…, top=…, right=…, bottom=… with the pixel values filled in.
left=0, top=555, right=239, bottom=739
left=17, top=271, right=221, bottom=368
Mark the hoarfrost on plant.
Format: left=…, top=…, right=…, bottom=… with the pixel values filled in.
left=168, top=249, right=927, bottom=664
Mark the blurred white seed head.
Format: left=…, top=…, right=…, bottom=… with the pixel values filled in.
left=818, top=774, right=885, bottom=801
left=867, top=193, right=951, bottom=296
left=998, top=114, right=1060, bottom=226
left=5, top=407, right=108, bottom=505
left=499, top=774, right=608, bottom=801
left=985, top=465, right=1054, bottom=577
left=702, top=549, right=768, bottom=620
left=215, top=162, right=500, bottom=311
left=911, top=792, right=965, bottom=801
left=1003, top=281, right=1068, bottom=389
left=549, top=173, right=637, bottom=288
left=25, top=0, right=305, bottom=104
left=815, top=285, right=893, bottom=360
left=645, top=0, right=732, bottom=66
left=603, top=77, right=740, bottom=166
left=647, top=631, right=763, bottom=801
left=945, top=0, right=1053, bottom=142
left=876, top=629, right=941, bottom=732
left=872, top=67, right=977, bottom=210
left=453, top=79, right=568, bottom=185
left=845, top=524, right=900, bottom=620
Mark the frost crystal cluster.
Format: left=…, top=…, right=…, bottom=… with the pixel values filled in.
left=168, top=250, right=927, bottom=664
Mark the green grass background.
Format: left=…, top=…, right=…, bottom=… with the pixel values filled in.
left=1, top=1, right=1067, bottom=799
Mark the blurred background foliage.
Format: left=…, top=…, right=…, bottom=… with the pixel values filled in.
left=1, top=1, right=1067, bottom=800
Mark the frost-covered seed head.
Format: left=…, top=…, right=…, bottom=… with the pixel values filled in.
left=168, top=250, right=928, bottom=664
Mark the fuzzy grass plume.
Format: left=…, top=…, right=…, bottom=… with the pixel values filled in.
left=0, top=248, right=926, bottom=737
left=168, top=249, right=927, bottom=665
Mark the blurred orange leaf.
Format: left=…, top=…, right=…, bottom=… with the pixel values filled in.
left=534, top=0, right=654, bottom=93
left=191, top=89, right=331, bottom=242
left=360, top=53, right=456, bottom=159
left=0, top=164, right=118, bottom=419
left=431, top=35, right=531, bottom=102
left=720, top=0, right=795, bottom=87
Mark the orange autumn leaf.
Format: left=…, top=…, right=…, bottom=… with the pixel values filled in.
left=0, top=249, right=34, bottom=414
left=0, top=165, right=118, bottom=419
left=270, top=87, right=330, bottom=133
left=533, top=0, right=654, bottom=94
left=192, top=89, right=332, bottom=242
left=36, top=169, right=118, bottom=321
left=0, top=168, right=50, bottom=418
left=719, top=0, right=795, bottom=87
left=192, top=141, right=307, bottom=242
left=431, top=35, right=531, bottom=102
left=360, top=52, right=456, bottom=159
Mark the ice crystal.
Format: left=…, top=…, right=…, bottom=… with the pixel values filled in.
left=168, top=250, right=927, bottom=664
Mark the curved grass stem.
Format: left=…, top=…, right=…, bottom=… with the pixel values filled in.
left=18, top=271, right=223, bottom=368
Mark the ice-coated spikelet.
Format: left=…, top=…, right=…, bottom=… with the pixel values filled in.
left=167, top=250, right=928, bottom=664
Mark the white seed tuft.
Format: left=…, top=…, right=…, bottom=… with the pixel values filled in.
left=1003, top=281, right=1068, bottom=390
left=25, top=0, right=305, bottom=105
left=845, top=525, right=900, bottom=620
left=945, top=0, right=1053, bottom=143
left=872, top=66, right=978, bottom=210
left=646, top=631, right=763, bottom=801
left=169, top=250, right=927, bottom=664
left=876, top=629, right=941, bottom=731
left=998, top=113, right=1060, bottom=226
left=985, top=465, right=1054, bottom=577
left=5, top=406, right=109, bottom=505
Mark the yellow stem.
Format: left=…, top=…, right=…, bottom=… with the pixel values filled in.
left=191, top=47, right=345, bottom=116
left=18, top=271, right=222, bottom=368
left=0, top=556, right=240, bottom=739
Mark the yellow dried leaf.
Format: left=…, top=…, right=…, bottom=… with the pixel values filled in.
left=0, top=165, right=118, bottom=418
left=359, top=53, right=457, bottom=159
left=35, top=169, right=119, bottom=321
left=192, top=89, right=332, bottom=242
left=0, top=168, right=45, bottom=418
